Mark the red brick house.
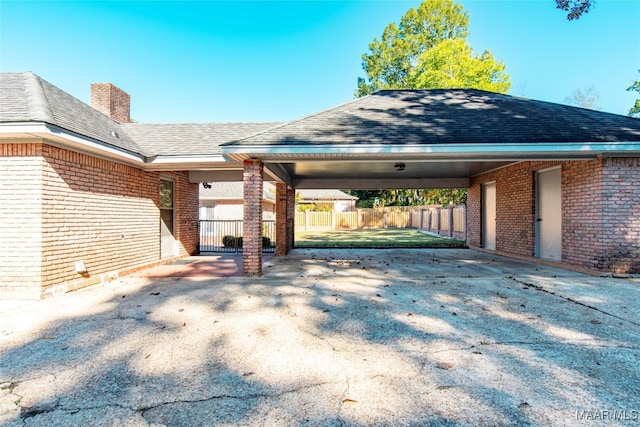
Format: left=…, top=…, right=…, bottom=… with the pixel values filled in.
left=0, top=72, right=277, bottom=298
left=1, top=73, right=639, bottom=298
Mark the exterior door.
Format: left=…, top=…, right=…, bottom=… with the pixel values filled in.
left=536, top=167, right=562, bottom=261
left=482, top=181, right=496, bottom=250
left=160, top=179, right=177, bottom=259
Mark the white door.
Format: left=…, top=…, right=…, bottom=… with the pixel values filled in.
left=482, top=182, right=496, bottom=250
left=536, top=168, right=562, bottom=261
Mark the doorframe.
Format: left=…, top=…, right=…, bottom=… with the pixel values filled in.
left=481, top=181, right=496, bottom=250
left=159, top=175, right=177, bottom=259
left=534, top=166, right=561, bottom=260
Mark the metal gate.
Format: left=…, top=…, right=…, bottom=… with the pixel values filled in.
left=199, top=220, right=275, bottom=253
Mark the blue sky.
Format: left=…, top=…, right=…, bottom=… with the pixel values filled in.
left=1, top=1, right=638, bottom=123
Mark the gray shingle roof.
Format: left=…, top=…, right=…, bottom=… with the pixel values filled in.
left=0, top=72, right=280, bottom=158
left=122, top=122, right=280, bottom=156
left=200, top=182, right=276, bottom=201
left=298, top=189, right=357, bottom=200
left=1, top=72, right=141, bottom=154
left=226, top=89, right=640, bottom=147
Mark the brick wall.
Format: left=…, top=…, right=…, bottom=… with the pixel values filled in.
left=0, top=142, right=199, bottom=298
left=243, top=159, right=263, bottom=275
left=469, top=161, right=558, bottom=256
left=0, top=144, right=44, bottom=298
left=562, top=160, right=604, bottom=271
left=469, top=159, right=639, bottom=273
left=601, top=158, right=639, bottom=272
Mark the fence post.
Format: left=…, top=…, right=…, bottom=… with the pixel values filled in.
left=357, top=209, right=362, bottom=229
left=447, top=205, right=454, bottom=238
left=305, top=210, right=310, bottom=231
left=435, top=208, right=441, bottom=236
left=419, top=209, right=424, bottom=230
left=462, top=204, right=467, bottom=241
left=383, top=210, right=387, bottom=229
left=331, top=211, right=336, bottom=230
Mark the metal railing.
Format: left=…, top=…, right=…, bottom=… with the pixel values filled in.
left=199, top=220, right=275, bottom=253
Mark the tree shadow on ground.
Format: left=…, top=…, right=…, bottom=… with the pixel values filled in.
left=1, top=249, right=639, bottom=426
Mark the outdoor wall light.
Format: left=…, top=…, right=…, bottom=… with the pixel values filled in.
left=394, top=162, right=406, bottom=171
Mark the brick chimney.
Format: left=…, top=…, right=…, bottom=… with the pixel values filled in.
left=90, top=83, right=130, bottom=123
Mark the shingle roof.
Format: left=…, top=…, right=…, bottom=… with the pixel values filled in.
left=226, top=89, right=640, bottom=147
left=122, top=122, right=280, bottom=156
left=0, top=72, right=280, bottom=158
left=298, top=189, right=357, bottom=200
left=1, top=72, right=141, bottom=154
left=200, top=182, right=276, bottom=201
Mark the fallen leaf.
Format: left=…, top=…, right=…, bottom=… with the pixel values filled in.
left=519, top=402, right=530, bottom=409
left=242, top=372, right=255, bottom=377
left=472, top=351, right=482, bottom=355
left=343, top=399, right=358, bottom=403
left=150, top=292, right=160, bottom=296
left=42, top=335, right=55, bottom=340
left=436, top=362, right=454, bottom=370
left=178, top=308, right=184, bottom=312
left=407, top=312, right=413, bottom=316
left=145, top=354, right=151, bottom=359
left=437, top=385, right=455, bottom=390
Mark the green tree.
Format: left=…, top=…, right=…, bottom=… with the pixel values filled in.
left=627, top=71, right=640, bottom=118
left=356, top=0, right=510, bottom=97
left=410, top=38, right=510, bottom=93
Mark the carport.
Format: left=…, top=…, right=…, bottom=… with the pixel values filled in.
left=193, top=89, right=640, bottom=275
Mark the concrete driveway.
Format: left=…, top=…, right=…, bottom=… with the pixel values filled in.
left=1, top=249, right=639, bottom=426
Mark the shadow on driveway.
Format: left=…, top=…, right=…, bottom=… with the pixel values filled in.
left=1, top=249, right=639, bottom=426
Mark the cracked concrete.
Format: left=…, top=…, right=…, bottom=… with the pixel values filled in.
left=1, top=248, right=639, bottom=426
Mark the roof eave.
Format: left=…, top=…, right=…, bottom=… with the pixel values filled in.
left=0, top=122, right=147, bottom=165
left=221, top=142, right=640, bottom=161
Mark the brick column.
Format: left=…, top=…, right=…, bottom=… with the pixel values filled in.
left=287, top=187, right=295, bottom=252
left=243, top=159, right=263, bottom=276
left=275, top=183, right=288, bottom=256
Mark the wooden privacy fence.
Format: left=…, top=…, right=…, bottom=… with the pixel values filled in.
left=295, top=205, right=466, bottom=241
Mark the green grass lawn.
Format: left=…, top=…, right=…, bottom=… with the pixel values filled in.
left=294, top=228, right=466, bottom=248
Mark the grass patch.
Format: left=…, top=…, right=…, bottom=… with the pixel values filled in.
left=295, top=228, right=466, bottom=248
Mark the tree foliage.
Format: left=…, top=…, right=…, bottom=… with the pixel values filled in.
left=555, top=0, right=595, bottom=20
left=356, top=0, right=510, bottom=97
left=345, top=189, right=466, bottom=208
left=410, top=38, right=510, bottom=93
left=627, top=71, right=640, bottom=118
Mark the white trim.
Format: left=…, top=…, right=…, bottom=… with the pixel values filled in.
left=1, top=122, right=146, bottom=164
left=222, top=142, right=640, bottom=158
left=147, top=155, right=227, bottom=164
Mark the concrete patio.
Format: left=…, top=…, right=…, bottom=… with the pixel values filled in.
left=1, top=249, right=639, bottom=426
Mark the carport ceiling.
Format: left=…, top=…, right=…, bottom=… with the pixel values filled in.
left=269, top=160, right=514, bottom=189
left=221, top=89, right=640, bottom=189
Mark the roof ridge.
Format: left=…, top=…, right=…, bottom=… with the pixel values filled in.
left=23, top=72, right=56, bottom=123
left=222, top=94, right=376, bottom=146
